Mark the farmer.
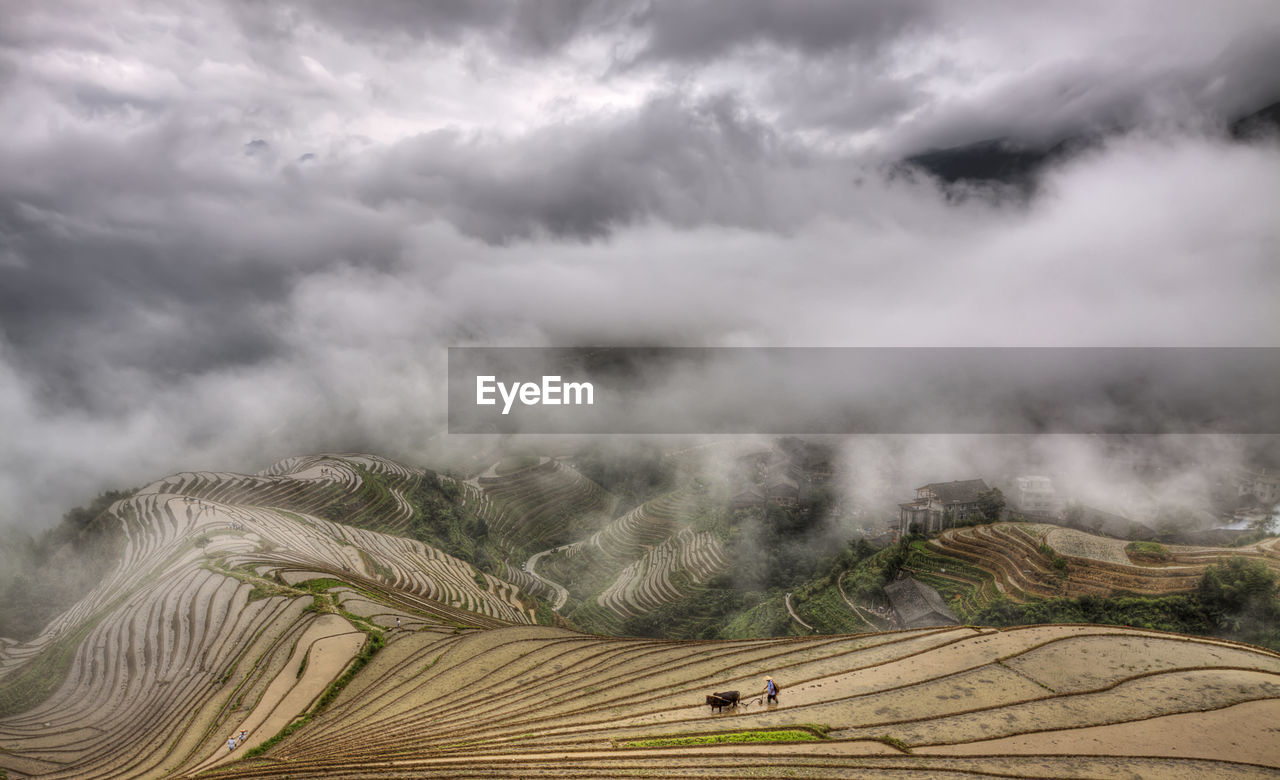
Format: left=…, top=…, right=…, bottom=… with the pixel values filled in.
left=764, top=676, right=779, bottom=704
left=226, top=737, right=236, bottom=752
left=239, top=729, right=247, bottom=743
left=396, top=617, right=401, bottom=629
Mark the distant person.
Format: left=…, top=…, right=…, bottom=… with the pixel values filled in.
left=227, top=737, right=236, bottom=752
left=764, top=676, right=779, bottom=704
left=396, top=617, right=401, bottom=629
left=239, top=729, right=247, bottom=743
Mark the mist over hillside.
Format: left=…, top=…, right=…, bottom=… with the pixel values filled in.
left=4, top=2, right=1279, bottom=775
left=0, top=1, right=1278, bottom=531
left=1, top=451, right=1278, bottom=778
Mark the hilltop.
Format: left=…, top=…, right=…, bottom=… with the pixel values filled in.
left=1, top=454, right=1278, bottom=778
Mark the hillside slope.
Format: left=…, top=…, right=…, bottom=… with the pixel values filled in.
left=919, top=522, right=1280, bottom=608
left=0, top=454, right=534, bottom=779
left=1, top=456, right=1279, bottom=778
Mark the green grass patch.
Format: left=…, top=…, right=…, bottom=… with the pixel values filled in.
left=1127, top=541, right=1172, bottom=563
left=240, top=627, right=385, bottom=760
left=792, top=581, right=878, bottom=634
left=873, top=735, right=912, bottom=753
left=617, top=724, right=829, bottom=749
left=298, top=578, right=349, bottom=594
left=246, top=582, right=292, bottom=602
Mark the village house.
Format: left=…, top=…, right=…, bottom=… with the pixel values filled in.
left=1236, top=469, right=1280, bottom=505
left=765, top=476, right=800, bottom=507
left=730, top=486, right=765, bottom=510
left=1014, top=475, right=1061, bottom=517
left=898, top=479, right=990, bottom=535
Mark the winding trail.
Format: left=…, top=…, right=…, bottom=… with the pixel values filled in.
left=524, top=545, right=572, bottom=610
left=836, top=571, right=893, bottom=630
left=783, top=592, right=814, bottom=631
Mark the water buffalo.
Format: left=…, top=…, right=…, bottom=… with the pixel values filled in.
left=706, top=690, right=740, bottom=712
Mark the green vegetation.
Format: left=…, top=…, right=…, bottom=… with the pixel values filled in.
left=793, top=582, right=877, bottom=634
left=241, top=628, right=385, bottom=760
left=955, top=487, right=1006, bottom=527
left=0, top=487, right=135, bottom=640
left=974, top=592, right=1211, bottom=635
left=0, top=583, right=136, bottom=718
left=246, top=582, right=289, bottom=601
left=1230, top=515, right=1278, bottom=547
left=726, top=497, right=839, bottom=592
left=873, top=735, right=912, bottom=753
left=1126, top=541, right=1172, bottom=562
left=620, top=574, right=758, bottom=639
left=313, top=464, right=409, bottom=530
left=1033, top=543, right=1068, bottom=577
left=896, top=540, right=1002, bottom=616
left=719, top=593, right=796, bottom=639
left=973, top=557, right=1280, bottom=651
left=299, top=578, right=350, bottom=595
left=786, top=539, right=888, bottom=634
left=571, top=444, right=674, bottom=517
left=532, top=600, right=557, bottom=626
left=617, top=725, right=828, bottom=748
left=1198, top=556, right=1280, bottom=647
left=401, top=471, right=501, bottom=572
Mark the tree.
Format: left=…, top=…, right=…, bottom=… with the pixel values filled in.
left=974, top=487, right=1005, bottom=524
left=1197, top=557, right=1279, bottom=632
left=1249, top=515, right=1277, bottom=537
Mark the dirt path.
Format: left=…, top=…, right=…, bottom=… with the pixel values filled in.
left=837, top=570, right=893, bottom=629
left=524, top=546, right=571, bottom=610
left=784, top=592, right=814, bottom=631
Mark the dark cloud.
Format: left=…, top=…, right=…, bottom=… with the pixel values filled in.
left=630, top=0, right=936, bottom=63
left=360, top=93, right=838, bottom=242
left=0, top=0, right=1276, bottom=530
left=299, top=0, right=629, bottom=56
left=890, top=26, right=1280, bottom=154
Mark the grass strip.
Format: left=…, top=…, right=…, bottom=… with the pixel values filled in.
left=616, top=724, right=829, bottom=749
left=239, top=627, right=385, bottom=760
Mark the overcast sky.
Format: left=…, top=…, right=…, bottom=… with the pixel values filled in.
left=1, top=0, right=1278, bottom=529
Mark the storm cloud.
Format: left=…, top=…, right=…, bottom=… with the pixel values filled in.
left=0, top=0, right=1277, bottom=528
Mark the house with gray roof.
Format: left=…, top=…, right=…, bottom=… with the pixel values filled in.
left=884, top=576, right=960, bottom=628
left=898, top=478, right=989, bottom=535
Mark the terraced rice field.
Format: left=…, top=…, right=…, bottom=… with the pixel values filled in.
left=0, top=455, right=533, bottom=778
left=188, top=624, right=1280, bottom=778
left=464, top=459, right=617, bottom=552
left=597, top=529, right=727, bottom=617
left=930, top=522, right=1280, bottom=602
left=534, top=490, right=730, bottom=620
left=3, top=459, right=1279, bottom=778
